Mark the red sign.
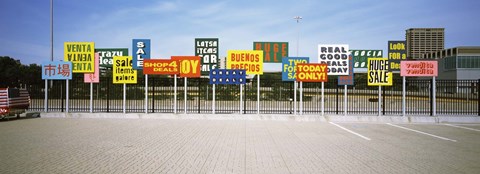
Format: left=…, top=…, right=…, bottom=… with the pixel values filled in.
left=171, top=56, right=201, bottom=78
left=143, top=59, right=179, bottom=75
left=296, top=63, right=328, bottom=82
left=400, top=61, right=438, bottom=77
left=84, top=53, right=100, bottom=83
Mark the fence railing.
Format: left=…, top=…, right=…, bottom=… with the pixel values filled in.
left=27, top=76, right=479, bottom=116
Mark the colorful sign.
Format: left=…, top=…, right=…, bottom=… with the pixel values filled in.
left=195, top=38, right=218, bottom=75
left=95, top=48, right=128, bottom=67
left=132, top=39, right=151, bottom=70
left=367, top=58, right=392, bottom=86
left=172, top=56, right=201, bottom=78
left=388, top=41, right=407, bottom=71
left=209, top=69, right=247, bottom=85
left=295, top=63, right=328, bottom=82
left=64, top=42, right=95, bottom=73
left=84, top=53, right=100, bottom=83
left=338, top=55, right=354, bottom=85
left=318, top=44, right=349, bottom=75
left=227, top=50, right=263, bottom=75
left=143, top=59, right=179, bottom=75
left=400, top=61, right=438, bottom=77
left=253, top=42, right=288, bottom=63
left=282, top=57, right=309, bottom=81
left=351, top=50, right=383, bottom=73
left=113, top=56, right=137, bottom=84
left=42, top=61, right=72, bottom=80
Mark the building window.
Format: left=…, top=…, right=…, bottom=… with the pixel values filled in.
left=457, top=56, right=480, bottom=69
left=444, top=56, right=456, bottom=70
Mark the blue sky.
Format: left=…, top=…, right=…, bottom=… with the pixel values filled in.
left=1, top=0, right=479, bottom=71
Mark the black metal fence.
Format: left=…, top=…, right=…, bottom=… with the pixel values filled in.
left=27, top=75, right=479, bottom=116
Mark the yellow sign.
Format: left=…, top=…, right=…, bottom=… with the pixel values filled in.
left=113, top=56, right=137, bottom=84
left=227, top=50, right=263, bottom=75
left=367, top=58, right=392, bottom=86
left=64, top=42, right=95, bottom=73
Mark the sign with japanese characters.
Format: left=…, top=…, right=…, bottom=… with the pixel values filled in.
left=195, top=38, right=218, bottom=75
left=41, top=61, right=72, bottom=80
left=400, top=61, right=438, bottom=77
left=227, top=50, right=263, bottom=75
left=351, top=50, right=383, bottom=73
left=84, top=53, right=100, bottom=83
left=367, top=58, right=392, bottom=86
left=64, top=42, right=95, bottom=73
left=113, top=56, right=137, bottom=84
left=338, top=55, right=354, bottom=85
left=143, top=59, right=179, bottom=75
left=253, top=42, right=288, bottom=63
left=171, top=56, right=201, bottom=78
left=388, top=41, right=407, bottom=71
left=95, top=48, right=128, bottom=67
left=318, top=44, right=349, bottom=75
left=209, top=69, right=246, bottom=85
left=282, top=57, right=309, bottom=81
left=295, top=63, right=328, bottom=82
left=132, top=39, right=151, bottom=70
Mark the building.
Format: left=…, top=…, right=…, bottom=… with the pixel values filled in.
left=424, top=46, right=480, bottom=80
left=406, top=28, right=445, bottom=59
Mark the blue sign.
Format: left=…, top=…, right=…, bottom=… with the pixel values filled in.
left=209, top=69, right=246, bottom=85
left=132, top=39, right=151, bottom=70
left=338, top=55, right=354, bottom=85
left=282, top=57, right=309, bottom=81
left=41, top=61, right=72, bottom=80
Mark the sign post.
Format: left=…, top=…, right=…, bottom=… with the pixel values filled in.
left=296, top=63, right=328, bottom=115
left=338, top=55, right=355, bottom=116
left=400, top=61, right=438, bottom=116
left=42, top=61, right=73, bottom=113
left=367, top=58, right=393, bottom=116
left=172, top=56, right=201, bottom=114
left=84, top=53, right=100, bottom=113
left=113, top=56, right=138, bottom=114
left=282, top=57, right=309, bottom=115
left=227, top=50, right=263, bottom=114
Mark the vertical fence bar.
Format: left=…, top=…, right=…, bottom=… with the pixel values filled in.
left=378, top=86, right=381, bottom=116
left=300, top=82, right=303, bottom=115
left=382, top=85, right=385, bottom=115
left=478, top=79, right=480, bottom=116
left=152, top=76, right=155, bottom=113
left=336, top=85, right=339, bottom=115
left=430, top=79, right=433, bottom=116
left=294, top=81, right=297, bottom=115
left=321, top=82, right=324, bottom=116
left=198, top=79, right=201, bottom=113
left=344, top=85, right=347, bottom=116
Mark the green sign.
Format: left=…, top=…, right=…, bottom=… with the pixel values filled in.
left=253, top=42, right=288, bottom=63
left=195, top=38, right=219, bottom=75
left=351, top=50, right=383, bottom=73
left=95, top=48, right=129, bottom=67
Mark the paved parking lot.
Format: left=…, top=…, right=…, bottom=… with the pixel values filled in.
left=1, top=117, right=479, bottom=173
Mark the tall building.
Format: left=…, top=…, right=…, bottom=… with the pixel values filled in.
left=406, top=28, right=445, bottom=59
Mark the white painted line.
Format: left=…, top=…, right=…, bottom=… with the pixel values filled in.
left=329, top=122, right=371, bottom=141
left=444, top=124, right=480, bottom=132
left=386, top=123, right=457, bottom=142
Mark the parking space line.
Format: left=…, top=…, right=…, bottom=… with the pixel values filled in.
left=444, top=124, right=480, bottom=132
left=329, top=122, right=371, bottom=141
left=386, top=123, right=457, bottom=142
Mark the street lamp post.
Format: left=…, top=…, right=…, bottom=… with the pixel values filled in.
left=292, top=16, right=302, bottom=115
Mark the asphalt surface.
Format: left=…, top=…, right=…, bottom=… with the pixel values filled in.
left=1, top=117, right=479, bottom=173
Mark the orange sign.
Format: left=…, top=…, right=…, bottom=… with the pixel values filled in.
left=296, top=63, right=328, bottom=82
left=171, top=56, right=201, bottom=78
left=143, top=59, right=179, bottom=75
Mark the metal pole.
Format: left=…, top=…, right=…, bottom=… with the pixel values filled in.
left=257, top=75, right=260, bottom=114
left=321, top=82, right=324, bottom=116
left=378, top=86, right=381, bottom=116
left=294, top=81, right=297, bottom=115
left=123, top=83, right=126, bottom=114
left=433, top=77, right=436, bottom=116
left=402, top=76, right=406, bottom=116
left=145, top=74, right=148, bottom=114
left=213, top=84, right=215, bottom=114
left=90, top=82, right=93, bottom=113
left=344, top=85, right=347, bottom=116
left=66, top=80, right=69, bottom=113
left=44, top=80, right=48, bottom=112
left=174, top=74, right=177, bottom=114
left=184, top=77, right=187, bottom=114
left=240, top=84, right=243, bottom=114
left=300, top=82, right=303, bottom=115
